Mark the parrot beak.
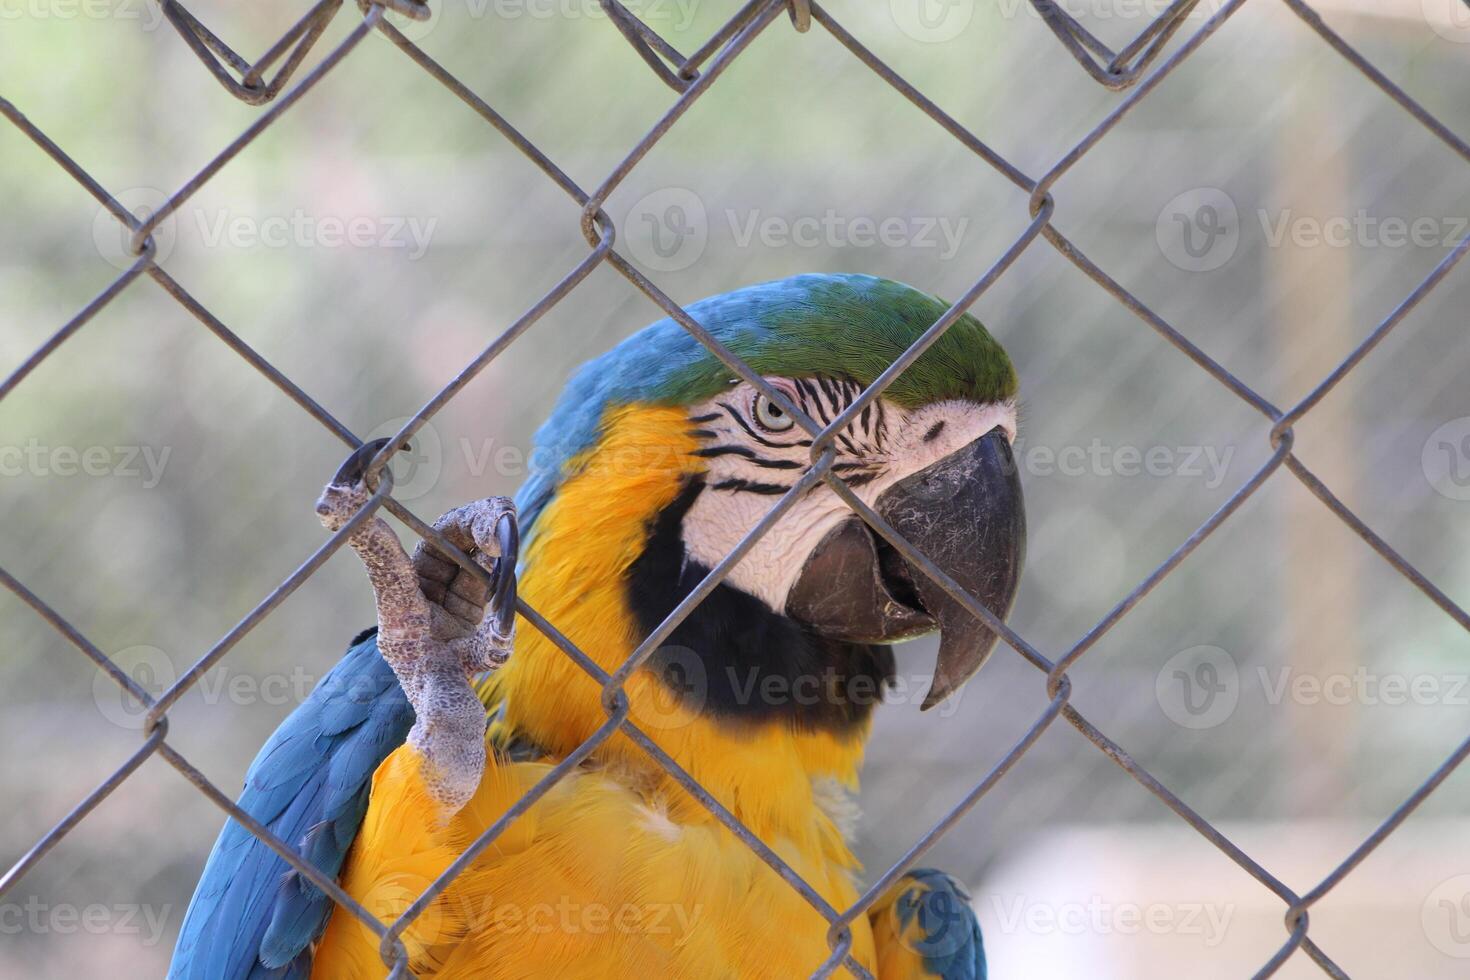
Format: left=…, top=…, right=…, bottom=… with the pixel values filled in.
left=785, top=426, right=1025, bottom=710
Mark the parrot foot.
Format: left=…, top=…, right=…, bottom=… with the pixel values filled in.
left=315, top=438, right=518, bottom=815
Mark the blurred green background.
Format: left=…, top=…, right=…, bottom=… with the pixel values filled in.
left=2, top=0, right=1468, bottom=976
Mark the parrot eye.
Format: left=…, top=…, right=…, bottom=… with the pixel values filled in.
left=752, top=393, right=795, bottom=433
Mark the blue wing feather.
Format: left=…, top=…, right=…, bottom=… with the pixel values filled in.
left=169, top=631, right=412, bottom=979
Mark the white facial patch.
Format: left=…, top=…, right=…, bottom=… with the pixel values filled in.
left=679, top=377, right=1016, bottom=614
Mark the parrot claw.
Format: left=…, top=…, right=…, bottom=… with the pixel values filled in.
left=315, top=444, right=519, bottom=816
left=329, top=436, right=398, bottom=488
left=412, top=497, right=519, bottom=674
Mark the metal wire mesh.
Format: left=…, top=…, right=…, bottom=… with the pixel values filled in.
left=2, top=0, right=1468, bottom=976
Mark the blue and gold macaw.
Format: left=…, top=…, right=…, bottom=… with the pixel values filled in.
left=169, top=273, right=1024, bottom=979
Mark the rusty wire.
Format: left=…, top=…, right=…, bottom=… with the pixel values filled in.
left=3, top=0, right=1469, bottom=977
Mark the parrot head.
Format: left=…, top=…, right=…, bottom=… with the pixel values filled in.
left=491, top=273, right=1024, bottom=767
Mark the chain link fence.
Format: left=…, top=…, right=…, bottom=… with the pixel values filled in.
left=3, top=0, right=1468, bottom=976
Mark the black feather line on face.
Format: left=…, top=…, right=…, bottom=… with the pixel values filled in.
left=710, top=477, right=790, bottom=495
left=694, top=444, right=760, bottom=460
left=800, top=377, right=871, bottom=454
left=796, top=378, right=831, bottom=426
left=626, top=478, right=895, bottom=734
left=696, top=376, right=888, bottom=474
left=717, top=401, right=807, bottom=450
left=693, top=444, right=803, bottom=470
left=838, top=470, right=879, bottom=488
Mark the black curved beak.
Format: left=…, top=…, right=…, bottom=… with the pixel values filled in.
left=786, top=426, right=1025, bottom=710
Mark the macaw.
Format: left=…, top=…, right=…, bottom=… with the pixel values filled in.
left=169, top=273, right=1025, bottom=980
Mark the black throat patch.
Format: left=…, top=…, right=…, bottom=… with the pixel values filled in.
left=626, top=478, right=896, bottom=734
